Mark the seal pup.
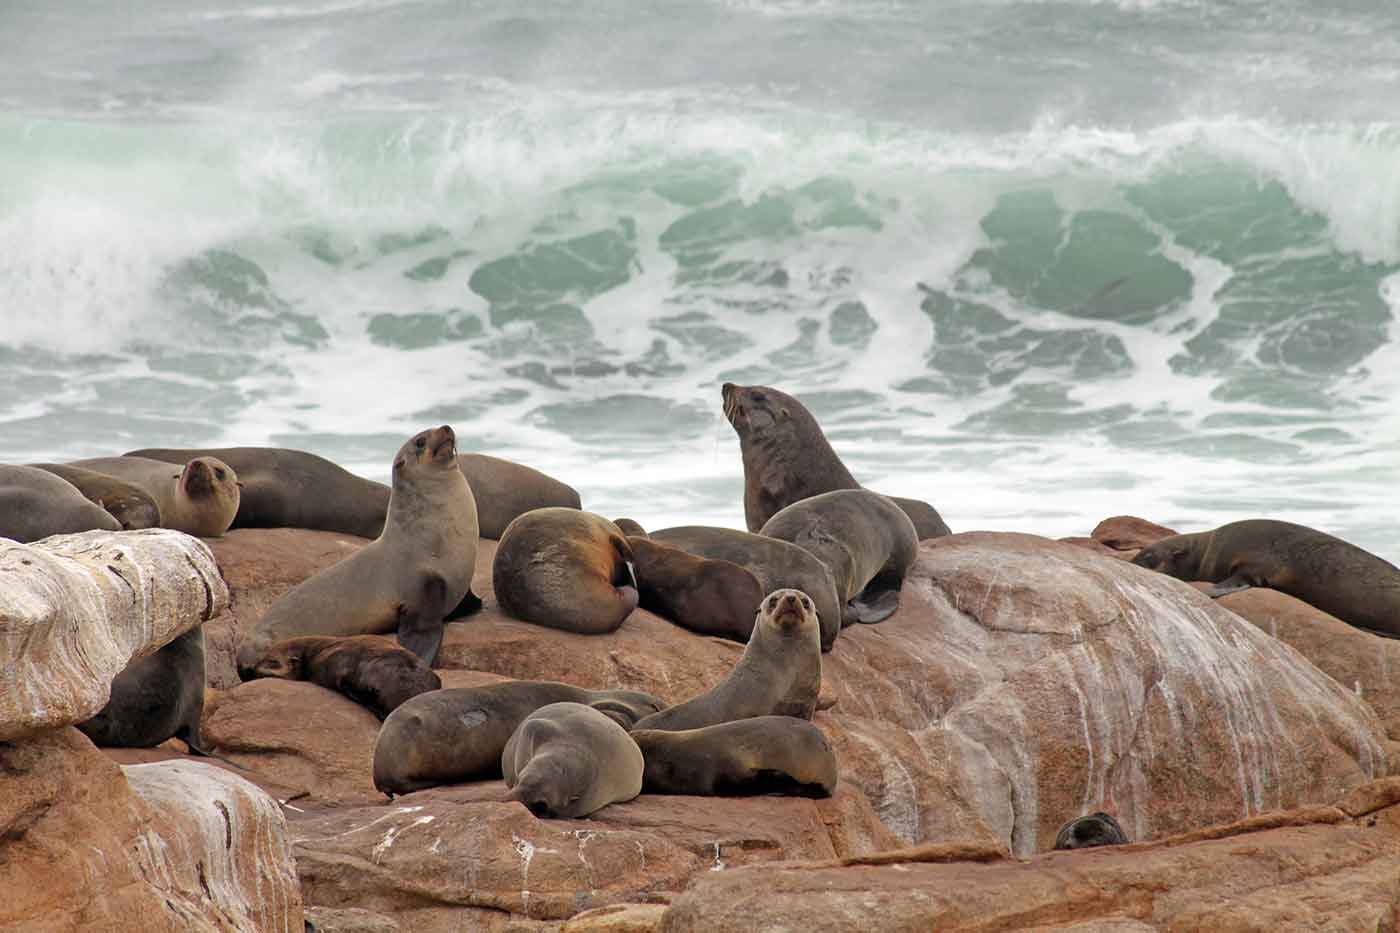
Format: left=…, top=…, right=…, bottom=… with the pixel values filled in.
left=1054, top=812, right=1128, bottom=850
left=373, top=680, right=663, bottom=797
left=649, top=525, right=843, bottom=650
left=70, top=455, right=241, bottom=537
left=237, top=425, right=478, bottom=669
left=503, top=701, right=644, bottom=818
left=459, top=453, right=581, bottom=539
left=493, top=508, right=639, bottom=635
left=632, top=716, right=837, bottom=797
left=631, top=588, right=822, bottom=732
left=1132, top=519, right=1400, bottom=638
left=760, top=489, right=918, bottom=625
left=125, top=445, right=391, bottom=539
left=0, top=464, right=121, bottom=541
left=628, top=535, right=765, bottom=642
left=28, top=463, right=161, bottom=530
left=241, top=634, right=441, bottom=719
left=76, top=628, right=209, bottom=752
left=721, top=382, right=950, bottom=539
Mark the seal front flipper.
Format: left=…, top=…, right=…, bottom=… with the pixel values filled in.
left=1203, top=574, right=1255, bottom=599
left=847, top=578, right=902, bottom=623
left=397, top=573, right=450, bottom=667
left=444, top=588, right=483, bottom=621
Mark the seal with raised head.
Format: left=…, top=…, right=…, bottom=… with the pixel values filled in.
left=71, top=455, right=241, bottom=537
left=632, top=715, right=838, bottom=797
left=77, top=628, right=209, bottom=752
left=373, top=680, right=663, bottom=797
left=0, top=464, right=121, bottom=542
left=493, top=508, right=639, bottom=635
left=721, top=382, right=950, bottom=539
left=1132, top=518, right=1400, bottom=638
left=237, top=425, right=478, bottom=669
left=759, top=489, right=919, bottom=625
left=628, top=535, right=765, bottom=642
left=459, top=453, right=581, bottom=539
left=649, top=525, right=843, bottom=650
left=632, top=588, right=822, bottom=732
left=503, top=701, right=644, bottom=818
left=241, top=634, right=441, bottom=720
left=1054, top=812, right=1128, bottom=850
left=28, top=463, right=161, bottom=530
left=125, top=445, right=391, bottom=539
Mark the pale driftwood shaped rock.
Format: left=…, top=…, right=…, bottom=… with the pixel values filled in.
left=0, top=529, right=227, bottom=741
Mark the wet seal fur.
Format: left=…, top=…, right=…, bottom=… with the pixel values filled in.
left=631, top=588, right=822, bottom=732
left=1054, top=812, right=1128, bottom=850
left=493, top=508, right=639, bottom=634
left=29, top=463, right=160, bottom=530
left=459, top=453, right=581, bottom=539
left=722, top=382, right=950, bottom=539
left=77, top=628, right=209, bottom=752
left=649, top=525, right=844, bottom=651
left=373, top=680, right=662, bottom=797
left=759, top=489, right=919, bottom=625
left=1132, top=518, right=1400, bottom=638
left=237, top=425, right=478, bottom=670
left=72, top=455, right=241, bottom=537
left=0, top=464, right=121, bottom=541
left=629, top=535, right=764, bottom=642
left=632, top=715, right=838, bottom=797
left=243, top=634, right=440, bottom=719
left=502, top=701, right=644, bottom=819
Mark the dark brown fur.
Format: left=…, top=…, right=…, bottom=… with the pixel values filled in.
left=242, top=634, right=440, bottom=719
left=29, top=463, right=160, bottom=530
left=632, top=716, right=838, bottom=797
left=629, top=536, right=764, bottom=642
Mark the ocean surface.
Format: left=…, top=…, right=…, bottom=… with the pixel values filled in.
left=2, top=0, right=1397, bottom=559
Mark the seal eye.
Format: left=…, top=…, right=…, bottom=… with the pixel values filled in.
left=767, top=596, right=778, bottom=611
left=800, top=596, right=811, bottom=610
left=215, top=468, right=226, bottom=480
left=415, top=437, right=427, bottom=451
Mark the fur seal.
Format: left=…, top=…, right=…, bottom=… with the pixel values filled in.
left=612, top=518, right=648, bottom=537
left=28, top=463, right=160, bottom=530
left=721, top=382, right=950, bottom=539
left=631, top=715, right=837, bottom=797
left=459, top=453, right=581, bottom=539
left=649, top=525, right=843, bottom=650
left=759, top=489, right=919, bottom=625
left=76, top=628, right=208, bottom=751
left=628, top=535, right=764, bottom=642
left=0, top=464, right=121, bottom=541
left=71, top=455, right=241, bottom=537
left=1054, top=812, right=1128, bottom=850
left=372, top=680, right=663, bottom=796
left=1132, top=519, right=1400, bottom=638
left=125, top=445, right=391, bottom=539
left=632, top=588, right=822, bottom=732
left=503, top=701, right=644, bottom=818
left=237, top=425, right=478, bottom=669
left=493, top=508, right=639, bottom=634
left=241, top=634, right=440, bottom=719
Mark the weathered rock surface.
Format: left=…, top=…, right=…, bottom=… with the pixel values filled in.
left=0, top=529, right=227, bottom=741
left=0, top=727, right=301, bottom=932
left=1089, top=515, right=1179, bottom=554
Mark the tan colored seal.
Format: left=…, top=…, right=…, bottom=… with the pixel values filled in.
left=459, top=453, right=581, bottom=539
left=72, top=455, right=241, bottom=537
left=28, top=463, right=160, bottom=530
left=631, top=715, right=838, bottom=797
left=493, top=508, right=638, bottom=634
left=503, top=701, right=644, bottom=818
left=242, top=634, right=441, bottom=719
left=237, top=425, right=478, bottom=669
left=629, top=535, right=764, bottom=642
left=631, top=588, right=822, bottom=732
left=0, top=464, right=121, bottom=542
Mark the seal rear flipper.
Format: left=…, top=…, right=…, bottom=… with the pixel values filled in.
left=1203, top=574, right=1255, bottom=599
left=847, top=581, right=902, bottom=623
left=444, top=588, right=483, bottom=621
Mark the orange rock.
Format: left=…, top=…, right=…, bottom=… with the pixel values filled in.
left=1089, top=515, right=1179, bottom=551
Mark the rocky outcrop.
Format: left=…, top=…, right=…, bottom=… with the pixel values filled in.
left=0, top=529, right=226, bottom=740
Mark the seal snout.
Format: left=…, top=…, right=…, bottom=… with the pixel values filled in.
left=181, top=458, right=213, bottom=495
left=766, top=588, right=812, bottom=628
left=429, top=424, right=457, bottom=461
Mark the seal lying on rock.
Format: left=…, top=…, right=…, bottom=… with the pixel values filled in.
left=631, top=588, right=822, bottom=732
left=1132, top=519, right=1400, bottom=638
left=0, top=464, right=121, bottom=541
left=237, top=425, right=478, bottom=670
left=759, top=489, right=919, bottom=625
left=372, top=681, right=664, bottom=797
left=632, top=716, right=838, bottom=797
left=71, top=455, right=241, bottom=537
left=721, top=381, right=950, bottom=539
left=28, top=463, right=161, bottom=530
left=77, top=628, right=209, bottom=752
left=240, top=635, right=440, bottom=719
left=628, top=535, right=765, bottom=642
left=503, top=701, right=644, bottom=818
left=1054, top=812, right=1128, bottom=850
left=459, top=453, right=581, bottom=539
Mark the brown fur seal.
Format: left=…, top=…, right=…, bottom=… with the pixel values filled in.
left=493, top=508, right=639, bottom=634
left=237, top=425, right=478, bottom=669
left=503, top=701, right=644, bottom=818
left=612, top=517, right=647, bottom=537
left=1132, top=519, right=1400, bottom=638
left=632, top=588, right=822, bottom=732
left=76, top=628, right=208, bottom=752
left=125, top=445, right=391, bottom=539
left=631, top=715, right=837, bottom=797
left=649, top=525, right=843, bottom=651
left=1054, top=812, right=1128, bottom=850
left=721, top=382, right=950, bottom=539
left=373, top=680, right=663, bottom=796
left=0, top=464, right=121, bottom=541
left=241, top=634, right=440, bottom=719
left=459, top=453, right=581, bottom=539
left=71, top=455, right=241, bottom=537
left=28, top=463, right=161, bottom=530
left=628, top=535, right=764, bottom=642
left=759, top=489, right=919, bottom=625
